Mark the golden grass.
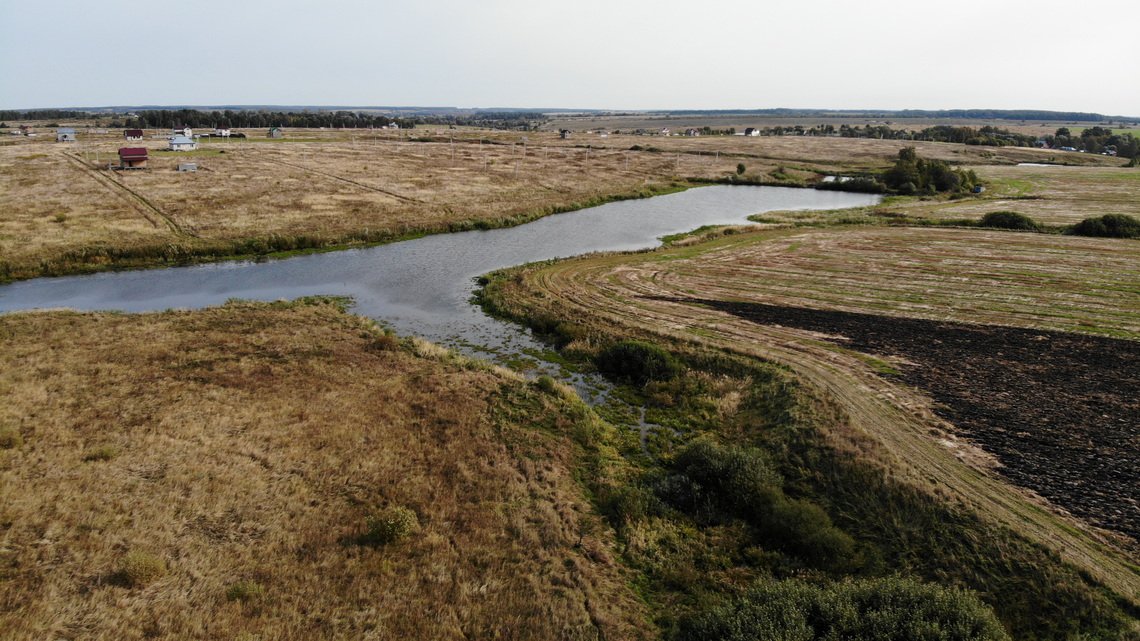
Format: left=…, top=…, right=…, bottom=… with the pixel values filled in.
left=1, top=129, right=1120, bottom=281
left=486, top=226, right=1140, bottom=604
left=0, top=300, right=650, bottom=641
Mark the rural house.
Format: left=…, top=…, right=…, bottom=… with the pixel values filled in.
left=56, top=128, right=77, bottom=142
left=268, top=127, right=283, bottom=138
left=124, top=129, right=144, bottom=141
left=117, top=147, right=148, bottom=169
left=169, top=135, right=197, bottom=151
left=171, top=127, right=192, bottom=138
left=744, top=127, right=760, bottom=136
left=215, top=127, right=231, bottom=137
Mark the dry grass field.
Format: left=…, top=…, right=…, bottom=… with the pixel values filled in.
left=0, top=127, right=1124, bottom=282
left=483, top=225, right=1140, bottom=607
left=0, top=300, right=650, bottom=641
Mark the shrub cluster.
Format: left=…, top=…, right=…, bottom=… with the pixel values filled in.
left=1066, top=214, right=1140, bottom=238
left=364, top=505, right=420, bottom=545
left=595, top=340, right=683, bottom=385
left=881, top=147, right=980, bottom=195
left=656, top=440, right=857, bottom=570
left=678, top=576, right=1010, bottom=641
left=977, top=211, right=1041, bottom=231
left=118, top=550, right=167, bottom=587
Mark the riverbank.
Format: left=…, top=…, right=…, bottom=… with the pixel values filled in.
left=474, top=225, right=1140, bottom=640
left=4, top=131, right=1125, bottom=284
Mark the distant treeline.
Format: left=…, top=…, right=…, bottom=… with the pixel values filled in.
left=747, top=123, right=1041, bottom=146
left=0, top=108, right=547, bottom=131
left=662, top=108, right=1131, bottom=122
left=746, top=123, right=1138, bottom=158
left=1046, top=126, right=1139, bottom=157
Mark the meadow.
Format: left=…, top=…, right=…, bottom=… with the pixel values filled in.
left=0, top=299, right=651, bottom=641
left=0, top=127, right=1124, bottom=282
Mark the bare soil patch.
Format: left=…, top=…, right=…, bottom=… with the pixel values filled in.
left=681, top=298, right=1140, bottom=542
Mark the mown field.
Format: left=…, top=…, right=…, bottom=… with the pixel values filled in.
left=0, top=299, right=650, bottom=641
left=886, top=165, right=1140, bottom=225
left=0, top=127, right=1125, bottom=282
left=479, top=224, right=1140, bottom=638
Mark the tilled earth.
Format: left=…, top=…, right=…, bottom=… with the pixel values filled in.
left=683, top=298, right=1140, bottom=542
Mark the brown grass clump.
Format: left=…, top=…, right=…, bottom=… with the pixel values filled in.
left=363, top=505, right=420, bottom=545
left=0, top=424, right=23, bottom=449
left=117, top=551, right=167, bottom=588
left=0, top=300, right=649, bottom=641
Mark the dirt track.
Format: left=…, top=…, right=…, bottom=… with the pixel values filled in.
left=679, top=298, right=1140, bottom=541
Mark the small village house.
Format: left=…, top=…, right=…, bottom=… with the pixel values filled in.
left=124, top=129, right=144, bottom=141
left=171, top=127, right=192, bottom=139
left=56, top=128, right=77, bottom=142
left=169, top=135, right=197, bottom=151
left=117, top=147, right=148, bottom=169
left=214, top=126, right=231, bottom=137
left=268, top=127, right=284, bottom=138
left=744, top=127, right=760, bottom=137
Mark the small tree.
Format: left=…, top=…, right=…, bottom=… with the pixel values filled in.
left=736, top=163, right=746, bottom=175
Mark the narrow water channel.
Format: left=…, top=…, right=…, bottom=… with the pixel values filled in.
left=1, top=186, right=878, bottom=393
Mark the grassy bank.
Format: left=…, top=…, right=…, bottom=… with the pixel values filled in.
left=0, top=299, right=653, bottom=640
left=475, top=233, right=1140, bottom=640
left=0, top=179, right=690, bottom=283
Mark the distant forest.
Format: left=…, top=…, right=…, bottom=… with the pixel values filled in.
left=662, top=108, right=1136, bottom=122
left=737, top=124, right=1138, bottom=158
left=0, top=108, right=545, bottom=131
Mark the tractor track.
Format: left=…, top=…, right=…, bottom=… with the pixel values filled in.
left=61, top=151, right=195, bottom=237
left=263, top=157, right=424, bottom=204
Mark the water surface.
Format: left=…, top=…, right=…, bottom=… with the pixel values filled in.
left=1, top=186, right=879, bottom=365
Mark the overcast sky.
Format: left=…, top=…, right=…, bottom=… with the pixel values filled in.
left=2, top=0, right=1137, bottom=115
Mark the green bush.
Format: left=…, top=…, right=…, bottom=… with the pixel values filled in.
left=678, top=576, right=1010, bottom=641
left=1067, top=214, right=1140, bottom=238
left=658, top=440, right=858, bottom=570
left=595, top=340, right=682, bottom=385
left=978, top=211, right=1041, bottom=231
left=736, top=163, right=746, bottom=175
left=118, top=550, right=167, bottom=587
left=364, top=505, right=420, bottom=545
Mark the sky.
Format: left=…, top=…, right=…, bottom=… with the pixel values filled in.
left=2, top=0, right=1138, bottom=116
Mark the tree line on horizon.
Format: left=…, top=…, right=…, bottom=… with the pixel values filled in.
left=0, top=108, right=546, bottom=131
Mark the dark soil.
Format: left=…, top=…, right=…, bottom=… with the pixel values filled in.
left=672, top=298, right=1140, bottom=542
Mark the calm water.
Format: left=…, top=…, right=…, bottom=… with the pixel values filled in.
left=0, top=186, right=879, bottom=372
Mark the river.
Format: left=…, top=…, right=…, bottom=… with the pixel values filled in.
left=0, top=185, right=879, bottom=385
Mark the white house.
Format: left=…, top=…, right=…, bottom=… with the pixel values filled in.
left=171, top=127, right=192, bottom=139
left=215, top=127, right=231, bottom=137
left=744, top=127, right=760, bottom=137
left=169, top=135, right=198, bottom=151
left=56, top=128, right=77, bottom=142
